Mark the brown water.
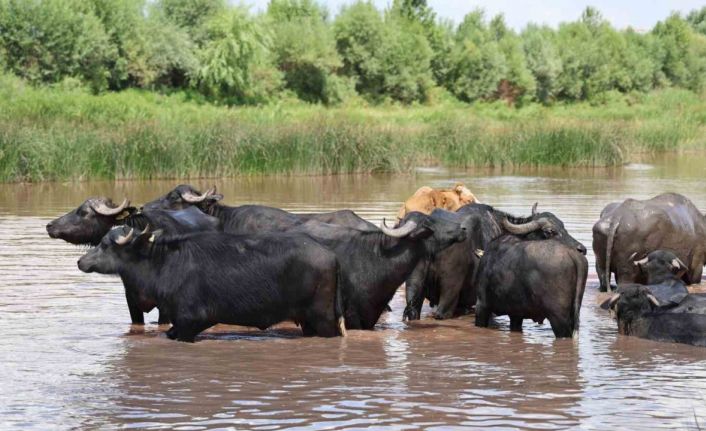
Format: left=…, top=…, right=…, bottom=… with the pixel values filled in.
left=2, top=155, right=706, bottom=430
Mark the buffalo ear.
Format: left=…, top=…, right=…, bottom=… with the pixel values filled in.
left=208, top=193, right=224, bottom=202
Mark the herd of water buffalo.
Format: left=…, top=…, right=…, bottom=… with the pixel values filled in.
left=45, top=184, right=706, bottom=346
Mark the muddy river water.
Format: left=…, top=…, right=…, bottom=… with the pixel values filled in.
left=1, top=155, right=706, bottom=430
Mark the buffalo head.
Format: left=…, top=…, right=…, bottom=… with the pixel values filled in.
left=46, top=197, right=133, bottom=246
left=142, top=185, right=223, bottom=212
left=501, top=203, right=587, bottom=254
left=78, top=225, right=153, bottom=274
left=600, top=285, right=660, bottom=335
left=633, top=250, right=687, bottom=284
left=381, top=210, right=467, bottom=252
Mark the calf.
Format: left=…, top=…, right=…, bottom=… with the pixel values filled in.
left=78, top=227, right=345, bottom=342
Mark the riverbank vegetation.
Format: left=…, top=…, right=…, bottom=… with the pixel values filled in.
left=1, top=74, right=704, bottom=181
left=0, top=1, right=705, bottom=181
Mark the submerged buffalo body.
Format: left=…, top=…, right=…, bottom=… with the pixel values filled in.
left=290, top=210, right=467, bottom=329
left=143, top=184, right=378, bottom=232
left=602, top=250, right=706, bottom=346
left=603, top=285, right=706, bottom=347
left=78, top=227, right=345, bottom=342
left=474, top=235, right=588, bottom=338
left=593, top=193, right=706, bottom=292
left=404, top=203, right=587, bottom=321
left=47, top=197, right=220, bottom=324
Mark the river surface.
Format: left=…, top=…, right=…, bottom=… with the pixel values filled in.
left=2, top=154, right=706, bottom=430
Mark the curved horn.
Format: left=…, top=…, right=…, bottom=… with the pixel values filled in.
left=180, top=189, right=210, bottom=203
left=608, top=293, right=621, bottom=308
left=115, top=228, right=134, bottom=245
left=92, top=198, right=129, bottom=216
left=646, top=294, right=660, bottom=307
left=502, top=217, right=541, bottom=235
left=531, top=202, right=538, bottom=216
left=672, top=258, right=686, bottom=270
left=380, top=218, right=418, bottom=238
left=634, top=256, right=649, bottom=266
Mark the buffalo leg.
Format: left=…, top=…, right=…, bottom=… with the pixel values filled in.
left=157, top=309, right=170, bottom=325
left=547, top=315, right=573, bottom=338
left=510, top=316, right=523, bottom=332
left=125, top=289, right=145, bottom=325
left=596, top=259, right=608, bottom=292
left=434, top=278, right=461, bottom=320
left=404, top=263, right=428, bottom=321
left=474, top=303, right=491, bottom=328
left=170, top=320, right=212, bottom=343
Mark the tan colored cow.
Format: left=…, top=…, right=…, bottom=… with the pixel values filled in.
left=396, top=183, right=480, bottom=221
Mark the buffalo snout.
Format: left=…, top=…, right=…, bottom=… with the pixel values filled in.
left=46, top=221, right=58, bottom=238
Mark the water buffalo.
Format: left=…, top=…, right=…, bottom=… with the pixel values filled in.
left=77, top=226, right=345, bottom=342
left=47, top=197, right=221, bottom=324
left=396, top=183, right=480, bottom=222
left=289, top=210, right=467, bottom=329
left=143, top=184, right=378, bottom=232
left=404, top=203, right=587, bottom=321
left=601, top=284, right=706, bottom=346
left=474, top=234, right=588, bottom=338
left=593, top=193, right=706, bottom=292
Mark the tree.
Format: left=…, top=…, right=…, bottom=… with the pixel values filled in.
left=521, top=24, right=562, bottom=103
left=268, top=0, right=343, bottom=104
left=490, top=14, right=536, bottom=104
left=653, top=13, right=706, bottom=91
left=196, top=8, right=281, bottom=104
left=156, top=0, right=225, bottom=46
left=686, top=6, right=706, bottom=35
left=334, top=1, right=432, bottom=103
left=445, top=10, right=506, bottom=102
left=0, top=0, right=114, bottom=90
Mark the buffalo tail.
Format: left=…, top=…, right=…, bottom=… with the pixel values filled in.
left=604, top=217, right=621, bottom=292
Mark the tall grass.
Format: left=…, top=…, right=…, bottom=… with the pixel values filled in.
left=0, top=74, right=704, bottom=182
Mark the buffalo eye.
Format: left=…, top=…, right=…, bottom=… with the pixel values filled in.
left=542, top=228, right=556, bottom=238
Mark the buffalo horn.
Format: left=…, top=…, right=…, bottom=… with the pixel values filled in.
left=181, top=189, right=210, bottom=203
left=531, top=202, right=538, bottom=216
left=380, top=218, right=418, bottom=238
left=502, top=217, right=541, bottom=235
left=608, top=293, right=621, bottom=309
left=672, top=258, right=686, bottom=270
left=646, top=294, right=660, bottom=307
left=115, top=228, right=134, bottom=245
left=92, top=198, right=129, bottom=216
left=633, top=256, right=649, bottom=266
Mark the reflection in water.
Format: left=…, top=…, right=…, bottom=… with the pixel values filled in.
left=2, top=155, right=706, bottom=429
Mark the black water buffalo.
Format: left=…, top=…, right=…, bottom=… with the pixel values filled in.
left=627, top=250, right=690, bottom=306
left=289, top=210, right=467, bottom=329
left=601, top=284, right=706, bottom=346
left=47, top=197, right=221, bottom=324
left=404, top=203, right=587, bottom=321
left=593, top=193, right=706, bottom=292
left=143, top=184, right=378, bottom=232
left=78, top=226, right=345, bottom=342
left=474, top=234, right=588, bottom=338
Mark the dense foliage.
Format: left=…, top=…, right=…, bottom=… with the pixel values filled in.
left=0, top=0, right=704, bottom=105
